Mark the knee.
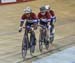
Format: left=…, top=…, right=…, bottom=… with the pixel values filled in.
left=50, top=23, right=54, bottom=27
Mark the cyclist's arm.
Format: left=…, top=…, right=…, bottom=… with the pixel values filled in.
left=19, top=18, right=25, bottom=32
left=20, top=19, right=24, bottom=27
left=19, top=14, right=26, bottom=32
left=32, top=13, right=38, bottom=23
left=19, top=14, right=26, bottom=27
left=47, top=12, right=51, bottom=25
left=50, top=10, right=56, bottom=22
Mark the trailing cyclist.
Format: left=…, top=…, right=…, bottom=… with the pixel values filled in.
left=45, top=5, right=56, bottom=44
left=38, top=6, right=51, bottom=51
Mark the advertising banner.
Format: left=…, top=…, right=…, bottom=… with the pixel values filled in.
left=1, top=0, right=16, bottom=3
left=0, top=0, right=1, bottom=3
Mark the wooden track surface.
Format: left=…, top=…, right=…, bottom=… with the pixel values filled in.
left=0, top=0, right=75, bottom=63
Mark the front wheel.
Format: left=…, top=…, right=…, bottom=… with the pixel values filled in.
left=39, top=31, right=43, bottom=52
left=22, top=34, right=28, bottom=60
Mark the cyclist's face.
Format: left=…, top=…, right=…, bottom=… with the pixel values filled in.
left=41, top=11, right=46, bottom=15
left=26, top=13, right=30, bottom=17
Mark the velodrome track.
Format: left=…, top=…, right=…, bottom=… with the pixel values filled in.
left=0, top=0, right=75, bottom=63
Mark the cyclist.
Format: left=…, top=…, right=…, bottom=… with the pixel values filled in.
left=38, top=6, right=51, bottom=43
left=19, top=7, right=38, bottom=45
left=45, top=5, right=56, bottom=44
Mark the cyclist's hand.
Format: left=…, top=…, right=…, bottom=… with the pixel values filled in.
left=18, top=27, right=22, bottom=32
left=48, top=25, right=51, bottom=30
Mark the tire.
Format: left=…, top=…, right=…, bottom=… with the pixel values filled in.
left=22, top=34, right=28, bottom=60
left=39, top=31, right=43, bottom=52
left=39, top=40, right=43, bottom=52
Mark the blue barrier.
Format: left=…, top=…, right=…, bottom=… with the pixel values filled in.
left=32, top=46, right=75, bottom=63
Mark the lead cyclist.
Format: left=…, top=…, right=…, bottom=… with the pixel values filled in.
left=19, top=7, right=38, bottom=45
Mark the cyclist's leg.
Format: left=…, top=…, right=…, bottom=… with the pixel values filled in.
left=50, top=25, right=54, bottom=37
left=25, top=22, right=32, bottom=48
left=50, top=19, right=55, bottom=43
left=30, top=31, right=36, bottom=45
left=45, top=24, right=50, bottom=45
left=30, top=23, right=36, bottom=46
left=39, top=21, right=46, bottom=42
left=22, top=22, right=30, bottom=48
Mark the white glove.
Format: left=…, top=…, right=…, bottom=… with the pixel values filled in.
left=18, top=27, right=22, bottom=32
left=52, top=28, right=55, bottom=34
left=48, top=25, right=51, bottom=30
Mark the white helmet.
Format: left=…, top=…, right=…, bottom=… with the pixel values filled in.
left=45, top=5, right=50, bottom=10
left=24, top=7, right=32, bottom=13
